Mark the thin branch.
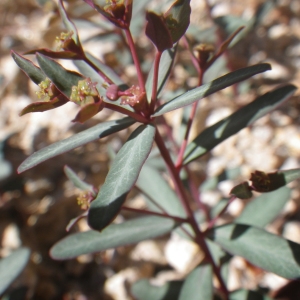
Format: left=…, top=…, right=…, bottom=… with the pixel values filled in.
left=83, top=54, right=114, bottom=85
left=175, top=68, right=204, bottom=170
left=124, top=28, right=146, bottom=93
left=104, top=102, right=149, bottom=123
left=205, top=196, right=237, bottom=232
left=155, top=129, right=229, bottom=298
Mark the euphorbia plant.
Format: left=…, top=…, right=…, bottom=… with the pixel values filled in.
left=10, top=0, right=300, bottom=299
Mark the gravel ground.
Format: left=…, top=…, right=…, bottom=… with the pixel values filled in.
left=1, top=0, right=300, bottom=299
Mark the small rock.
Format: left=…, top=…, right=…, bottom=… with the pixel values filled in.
left=164, top=233, right=204, bottom=274
left=283, top=221, right=300, bottom=243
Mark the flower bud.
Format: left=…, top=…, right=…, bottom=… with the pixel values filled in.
left=36, top=78, right=54, bottom=101
left=106, top=84, right=120, bottom=101
left=70, top=78, right=99, bottom=106
left=193, top=43, right=215, bottom=68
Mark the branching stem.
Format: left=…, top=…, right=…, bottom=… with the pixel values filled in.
left=175, top=68, right=204, bottom=170
left=205, top=196, right=237, bottom=232
left=155, top=129, right=229, bottom=299
left=124, top=28, right=146, bottom=93
left=104, top=102, right=149, bottom=123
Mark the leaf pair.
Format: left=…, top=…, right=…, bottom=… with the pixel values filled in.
left=145, top=0, right=191, bottom=52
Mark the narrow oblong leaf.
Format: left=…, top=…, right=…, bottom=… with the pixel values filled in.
left=164, top=0, right=191, bottom=43
left=18, top=117, right=135, bottom=173
left=146, top=46, right=177, bottom=101
left=136, top=163, right=186, bottom=217
left=145, top=11, right=173, bottom=52
left=179, top=264, right=213, bottom=300
left=36, top=53, right=84, bottom=98
left=0, top=248, right=31, bottom=295
left=25, top=48, right=82, bottom=59
left=64, top=165, right=95, bottom=193
left=88, top=124, right=156, bottom=231
left=153, top=63, right=271, bottom=117
left=50, top=216, right=176, bottom=260
left=19, top=95, right=69, bottom=116
left=72, top=101, right=104, bottom=123
left=131, top=279, right=183, bottom=300
left=236, top=186, right=291, bottom=227
left=11, top=51, right=45, bottom=84
left=184, top=84, right=297, bottom=164
left=230, top=289, right=273, bottom=300
left=207, top=223, right=300, bottom=279
left=58, top=0, right=80, bottom=45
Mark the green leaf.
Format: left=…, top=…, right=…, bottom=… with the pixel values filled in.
left=36, top=53, right=84, bottom=98
left=179, top=264, right=213, bottom=300
left=145, top=11, right=173, bottom=52
left=206, top=239, right=230, bottom=267
left=72, top=101, right=104, bottom=123
left=207, top=223, right=300, bottom=279
left=73, top=53, right=126, bottom=99
left=18, top=117, right=135, bottom=173
left=230, top=182, right=253, bottom=200
left=64, top=165, right=95, bottom=193
left=230, top=289, right=273, bottom=300
left=50, top=216, right=176, bottom=260
left=136, top=163, right=186, bottom=218
left=58, top=0, right=80, bottom=45
left=183, top=84, right=297, bottom=164
left=19, top=95, right=69, bottom=116
left=146, top=46, right=177, bottom=101
left=88, top=124, right=156, bottom=230
left=236, top=187, right=291, bottom=227
left=131, top=279, right=183, bottom=300
left=153, top=63, right=271, bottom=117
left=11, top=51, right=45, bottom=85
left=25, top=48, right=82, bottom=59
left=164, top=0, right=191, bottom=44
left=0, top=248, right=30, bottom=295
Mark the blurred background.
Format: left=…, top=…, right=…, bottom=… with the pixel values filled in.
left=1, top=0, right=300, bottom=299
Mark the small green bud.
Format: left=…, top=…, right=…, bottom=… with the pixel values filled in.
left=194, top=43, right=215, bottom=68
left=70, top=78, right=99, bottom=106
left=36, top=78, right=54, bottom=101
left=55, top=31, right=74, bottom=51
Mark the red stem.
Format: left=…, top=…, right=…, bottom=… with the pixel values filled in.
left=124, top=28, right=146, bottom=93
left=184, top=166, right=211, bottom=222
left=83, top=54, right=114, bottom=85
left=158, top=115, right=211, bottom=222
left=104, top=102, right=149, bottom=123
left=149, top=51, right=162, bottom=113
left=182, top=35, right=200, bottom=74
left=155, top=129, right=229, bottom=299
left=175, top=68, right=204, bottom=170
left=205, top=195, right=237, bottom=232
left=121, top=206, right=188, bottom=223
